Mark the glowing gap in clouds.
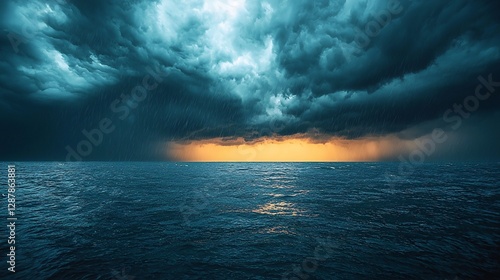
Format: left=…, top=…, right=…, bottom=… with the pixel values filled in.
left=166, top=135, right=418, bottom=162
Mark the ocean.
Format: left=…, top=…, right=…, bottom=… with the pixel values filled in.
left=0, top=162, right=499, bottom=279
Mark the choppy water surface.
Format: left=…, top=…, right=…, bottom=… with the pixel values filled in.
left=1, top=162, right=499, bottom=279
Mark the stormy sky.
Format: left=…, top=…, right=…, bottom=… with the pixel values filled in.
left=1, top=0, right=500, bottom=161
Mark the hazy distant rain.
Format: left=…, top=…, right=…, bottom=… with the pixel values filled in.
left=65, top=67, right=170, bottom=161
left=385, top=73, right=500, bottom=186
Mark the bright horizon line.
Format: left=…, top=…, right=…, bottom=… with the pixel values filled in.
left=2, top=160, right=498, bottom=163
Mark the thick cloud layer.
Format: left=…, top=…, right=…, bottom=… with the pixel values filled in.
left=1, top=0, right=500, bottom=160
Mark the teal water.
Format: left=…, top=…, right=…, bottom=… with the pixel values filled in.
left=1, top=162, right=499, bottom=279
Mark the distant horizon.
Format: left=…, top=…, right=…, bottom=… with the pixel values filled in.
left=1, top=2, right=499, bottom=279
left=2, top=160, right=499, bottom=163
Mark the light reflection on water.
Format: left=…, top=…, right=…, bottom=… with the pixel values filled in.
left=258, top=226, right=296, bottom=235
left=2, top=162, right=499, bottom=279
left=252, top=201, right=305, bottom=216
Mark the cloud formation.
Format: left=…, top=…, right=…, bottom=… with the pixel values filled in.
left=1, top=0, right=500, bottom=160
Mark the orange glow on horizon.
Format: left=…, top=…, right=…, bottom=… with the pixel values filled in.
left=166, top=135, right=416, bottom=162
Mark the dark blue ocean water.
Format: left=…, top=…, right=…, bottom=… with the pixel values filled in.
left=0, top=162, right=499, bottom=279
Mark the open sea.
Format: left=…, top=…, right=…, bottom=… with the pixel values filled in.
left=0, top=162, right=499, bottom=279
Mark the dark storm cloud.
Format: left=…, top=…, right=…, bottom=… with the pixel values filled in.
left=1, top=0, right=500, bottom=160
